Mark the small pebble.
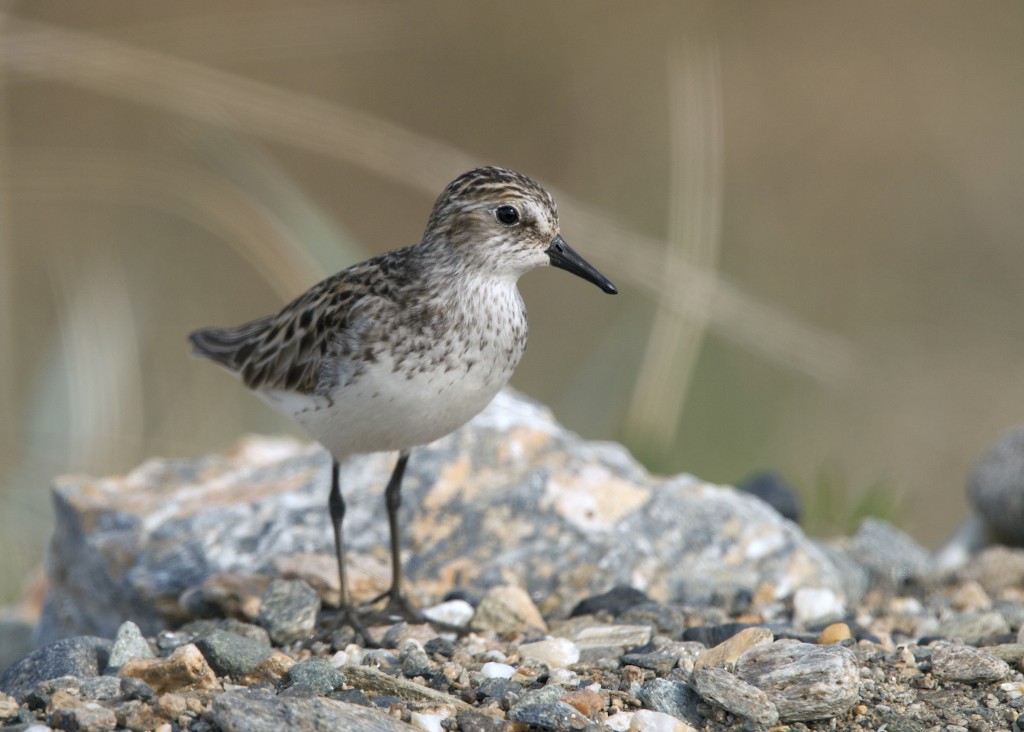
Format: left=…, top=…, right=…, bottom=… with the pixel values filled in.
left=517, top=638, right=580, bottom=668
left=479, top=662, right=515, bottom=679
left=817, top=622, right=853, bottom=644
left=792, top=587, right=845, bottom=625
left=257, top=579, right=321, bottom=645
left=422, top=599, right=475, bottom=628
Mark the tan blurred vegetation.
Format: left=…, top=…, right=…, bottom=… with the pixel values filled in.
left=1, top=1, right=1023, bottom=604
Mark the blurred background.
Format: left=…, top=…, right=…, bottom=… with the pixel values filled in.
left=1, top=1, right=1023, bottom=606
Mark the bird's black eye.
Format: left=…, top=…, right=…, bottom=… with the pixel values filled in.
left=494, top=205, right=520, bottom=226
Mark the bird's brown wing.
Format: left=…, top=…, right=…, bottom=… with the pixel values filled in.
left=189, top=253, right=414, bottom=396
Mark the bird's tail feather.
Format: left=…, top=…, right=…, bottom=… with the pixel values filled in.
left=188, top=315, right=275, bottom=373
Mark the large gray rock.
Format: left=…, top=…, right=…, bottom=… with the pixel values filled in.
left=969, top=425, right=1024, bottom=546
left=37, top=390, right=845, bottom=642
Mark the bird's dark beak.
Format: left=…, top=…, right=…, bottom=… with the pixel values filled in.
left=546, top=235, right=618, bottom=294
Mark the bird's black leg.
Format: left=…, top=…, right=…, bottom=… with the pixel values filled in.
left=328, top=458, right=376, bottom=643
left=361, top=450, right=471, bottom=633
left=379, top=450, right=420, bottom=619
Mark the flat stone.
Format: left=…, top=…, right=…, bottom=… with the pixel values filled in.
left=257, top=579, right=320, bottom=645
left=692, top=665, right=779, bottom=726
left=734, top=640, right=860, bottom=722
left=931, top=643, right=1010, bottom=683
left=0, top=636, right=111, bottom=700
left=211, top=688, right=417, bottom=731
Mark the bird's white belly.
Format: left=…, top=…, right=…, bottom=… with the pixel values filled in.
left=265, top=347, right=517, bottom=458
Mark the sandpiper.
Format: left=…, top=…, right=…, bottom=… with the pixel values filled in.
left=189, top=166, right=617, bottom=634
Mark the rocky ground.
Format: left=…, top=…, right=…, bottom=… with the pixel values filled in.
left=3, top=393, right=1024, bottom=731
left=4, top=561, right=1024, bottom=732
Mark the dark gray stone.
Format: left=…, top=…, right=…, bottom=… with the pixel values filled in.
left=636, top=677, right=703, bottom=726
left=569, top=586, right=652, bottom=618
left=737, top=471, right=802, bottom=523
left=969, top=425, right=1024, bottom=545
left=194, top=628, right=273, bottom=679
left=0, top=636, right=111, bottom=700
left=287, top=658, right=346, bottom=696
left=257, top=579, right=320, bottom=645
left=211, top=688, right=416, bottom=731
left=507, top=686, right=587, bottom=730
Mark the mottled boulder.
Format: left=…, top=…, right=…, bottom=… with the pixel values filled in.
left=37, top=390, right=845, bottom=642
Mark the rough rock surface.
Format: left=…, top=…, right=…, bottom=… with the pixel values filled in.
left=37, top=389, right=845, bottom=643
left=6, top=390, right=1024, bottom=729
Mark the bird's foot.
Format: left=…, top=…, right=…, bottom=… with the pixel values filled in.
left=359, top=588, right=469, bottom=635
left=320, top=605, right=382, bottom=648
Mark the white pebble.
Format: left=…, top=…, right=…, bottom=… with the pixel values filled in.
left=630, top=708, right=698, bottom=731
left=329, top=650, right=349, bottom=667
left=480, top=661, right=515, bottom=679
left=421, top=599, right=475, bottom=627
left=1000, top=681, right=1024, bottom=699
left=792, top=587, right=845, bottom=625
left=605, top=712, right=634, bottom=731
left=409, top=712, right=444, bottom=732
left=518, top=637, right=580, bottom=668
